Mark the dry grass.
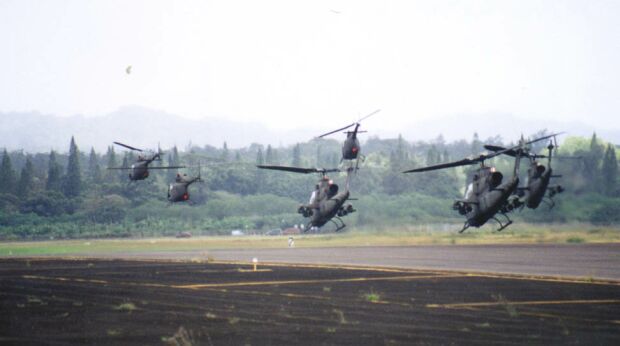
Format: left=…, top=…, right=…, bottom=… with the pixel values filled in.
left=0, top=223, right=618, bottom=257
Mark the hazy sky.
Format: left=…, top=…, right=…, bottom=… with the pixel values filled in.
left=1, top=0, right=619, bottom=133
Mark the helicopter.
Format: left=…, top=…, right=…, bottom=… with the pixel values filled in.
left=257, top=165, right=355, bottom=232
left=403, top=134, right=560, bottom=233
left=167, top=168, right=203, bottom=203
left=316, top=109, right=380, bottom=169
left=484, top=134, right=567, bottom=210
left=107, top=142, right=185, bottom=181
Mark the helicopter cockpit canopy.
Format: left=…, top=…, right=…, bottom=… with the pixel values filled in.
left=328, top=183, right=339, bottom=198
left=489, top=171, right=503, bottom=189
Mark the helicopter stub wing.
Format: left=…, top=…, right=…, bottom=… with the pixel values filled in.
left=454, top=198, right=479, bottom=205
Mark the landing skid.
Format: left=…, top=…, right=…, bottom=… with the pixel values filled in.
left=458, top=222, right=470, bottom=233
left=329, top=216, right=347, bottom=232
left=542, top=197, right=556, bottom=210
left=492, top=213, right=513, bottom=232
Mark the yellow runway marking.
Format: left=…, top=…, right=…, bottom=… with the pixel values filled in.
left=12, top=256, right=620, bottom=285
left=470, top=273, right=620, bottom=286
left=175, top=274, right=464, bottom=289
left=427, top=299, right=620, bottom=309
left=517, top=311, right=620, bottom=325
left=22, top=275, right=108, bottom=285
left=21, top=273, right=460, bottom=290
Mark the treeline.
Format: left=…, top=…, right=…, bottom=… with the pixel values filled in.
left=0, top=131, right=618, bottom=240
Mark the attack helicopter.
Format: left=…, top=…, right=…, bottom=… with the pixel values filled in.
left=403, top=134, right=560, bottom=233
left=317, top=109, right=380, bottom=169
left=107, top=142, right=185, bottom=181
left=167, top=167, right=203, bottom=203
left=484, top=134, right=567, bottom=210
left=257, top=165, right=355, bottom=232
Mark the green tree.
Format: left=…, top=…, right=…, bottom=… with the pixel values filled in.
left=292, top=143, right=302, bottom=167
left=167, top=146, right=180, bottom=182
left=104, top=146, right=118, bottom=183
left=221, top=142, right=229, bottom=162
left=601, top=144, right=618, bottom=196
left=46, top=150, right=62, bottom=191
left=471, top=132, right=482, bottom=155
left=62, top=136, right=82, bottom=198
left=442, top=149, right=450, bottom=163
left=255, top=147, right=265, bottom=193
left=265, top=145, right=274, bottom=164
left=17, top=157, right=35, bottom=199
left=584, top=133, right=605, bottom=192
left=88, top=147, right=102, bottom=183
left=0, top=149, right=17, bottom=195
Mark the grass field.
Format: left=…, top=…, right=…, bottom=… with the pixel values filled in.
left=1, top=223, right=618, bottom=257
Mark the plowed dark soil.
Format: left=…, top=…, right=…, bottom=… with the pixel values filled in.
left=1, top=258, right=619, bottom=345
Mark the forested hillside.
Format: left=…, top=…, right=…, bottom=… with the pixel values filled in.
left=0, top=131, right=618, bottom=240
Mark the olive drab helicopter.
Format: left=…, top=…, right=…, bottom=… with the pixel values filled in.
left=257, top=165, right=356, bottom=232
left=107, top=142, right=186, bottom=181
left=167, top=166, right=203, bottom=203
left=403, top=134, right=560, bottom=233
left=484, top=133, right=567, bottom=210
left=316, top=109, right=380, bottom=169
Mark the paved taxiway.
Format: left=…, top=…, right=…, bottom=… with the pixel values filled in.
left=113, top=243, right=620, bottom=281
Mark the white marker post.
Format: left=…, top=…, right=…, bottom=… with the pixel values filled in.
left=252, top=257, right=258, bottom=272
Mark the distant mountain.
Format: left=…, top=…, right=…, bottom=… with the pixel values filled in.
left=395, top=112, right=620, bottom=145
left=0, top=106, right=314, bottom=153
left=0, top=107, right=618, bottom=153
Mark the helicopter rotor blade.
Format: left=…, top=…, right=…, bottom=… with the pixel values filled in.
left=403, top=158, right=479, bottom=173
left=317, top=123, right=356, bottom=138
left=405, top=133, right=563, bottom=174
left=113, top=141, right=144, bottom=152
left=316, top=109, right=380, bottom=138
left=145, top=166, right=187, bottom=170
left=484, top=144, right=544, bottom=159
left=257, top=165, right=339, bottom=174
left=357, top=109, right=381, bottom=123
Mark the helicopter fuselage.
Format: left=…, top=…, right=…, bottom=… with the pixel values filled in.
left=467, top=176, right=519, bottom=227
left=523, top=163, right=553, bottom=209
left=167, top=176, right=200, bottom=203
left=309, top=189, right=351, bottom=228
left=342, top=134, right=361, bottom=161
left=129, top=161, right=150, bottom=181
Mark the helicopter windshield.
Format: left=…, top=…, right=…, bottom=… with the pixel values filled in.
left=309, top=190, right=317, bottom=204
left=464, top=183, right=474, bottom=199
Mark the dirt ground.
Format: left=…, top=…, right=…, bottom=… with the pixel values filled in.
left=1, top=258, right=619, bottom=345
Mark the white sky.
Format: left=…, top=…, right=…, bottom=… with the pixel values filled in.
left=1, top=0, right=619, bottom=132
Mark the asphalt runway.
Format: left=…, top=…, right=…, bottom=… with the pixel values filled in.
left=1, top=258, right=619, bottom=345
left=108, top=243, right=620, bottom=281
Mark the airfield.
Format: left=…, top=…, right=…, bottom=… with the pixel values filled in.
left=1, top=239, right=620, bottom=344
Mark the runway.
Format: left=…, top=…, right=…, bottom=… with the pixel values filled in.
left=1, top=258, right=619, bottom=345
left=106, top=243, right=620, bottom=281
